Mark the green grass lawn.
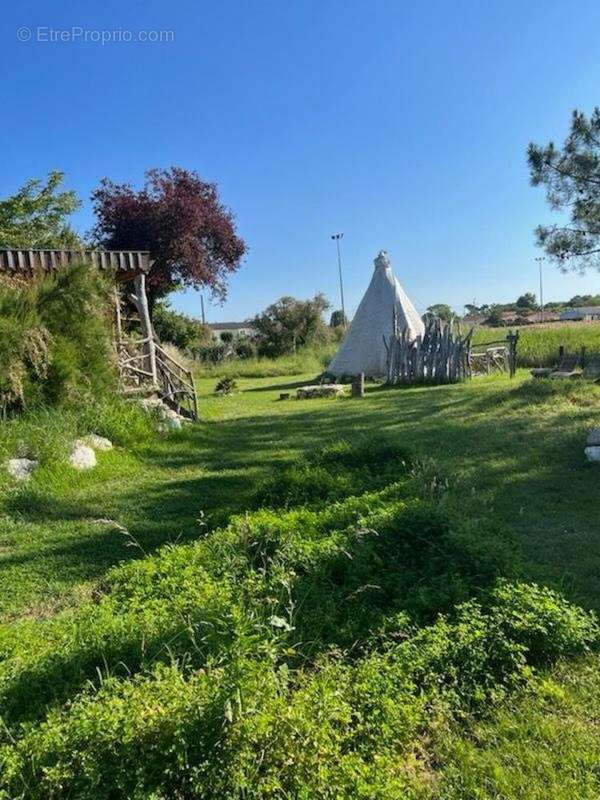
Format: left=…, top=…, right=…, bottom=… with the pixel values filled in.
left=1, top=369, right=599, bottom=621
left=1, top=369, right=600, bottom=797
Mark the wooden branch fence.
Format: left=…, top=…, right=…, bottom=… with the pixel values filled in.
left=384, top=317, right=473, bottom=385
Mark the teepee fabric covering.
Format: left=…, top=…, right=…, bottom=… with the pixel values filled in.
left=327, top=251, right=424, bottom=378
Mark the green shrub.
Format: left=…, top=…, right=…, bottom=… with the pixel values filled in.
left=214, top=376, right=238, bottom=395
left=0, top=261, right=116, bottom=414
left=152, top=301, right=211, bottom=351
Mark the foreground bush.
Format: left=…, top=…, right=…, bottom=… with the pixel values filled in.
left=0, top=583, right=596, bottom=799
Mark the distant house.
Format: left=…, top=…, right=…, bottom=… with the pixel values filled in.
left=464, top=309, right=562, bottom=327
left=208, top=321, right=256, bottom=341
left=561, top=306, right=600, bottom=322
left=463, top=314, right=488, bottom=326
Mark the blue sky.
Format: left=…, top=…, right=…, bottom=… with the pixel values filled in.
left=2, top=0, right=600, bottom=321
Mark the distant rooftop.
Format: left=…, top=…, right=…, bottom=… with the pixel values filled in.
left=208, top=321, right=254, bottom=330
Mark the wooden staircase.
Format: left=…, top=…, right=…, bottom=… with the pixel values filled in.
left=115, top=277, right=198, bottom=420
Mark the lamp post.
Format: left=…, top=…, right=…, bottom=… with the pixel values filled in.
left=535, top=256, right=545, bottom=324
left=331, top=233, right=346, bottom=328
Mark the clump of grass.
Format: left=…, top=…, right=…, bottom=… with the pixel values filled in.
left=214, top=377, right=237, bottom=395
left=0, top=398, right=155, bottom=469
left=507, top=378, right=600, bottom=407
left=252, top=437, right=413, bottom=508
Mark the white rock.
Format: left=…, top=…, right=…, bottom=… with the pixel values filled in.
left=587, top=429, right=600, bottom=446
left=139, top=397, right=164, bottom=414
left=83, top=434, right=113, bottom=451
left=6, top=458, right=38, bottom=481
left=161, top=414, right=183, bottom=430
left=69, top=441, right=97, bottom=470
left=584, top=446, right=600, bottom=463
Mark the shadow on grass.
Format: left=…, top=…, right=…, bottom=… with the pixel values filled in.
left=2, top=375, right=600, bottom=618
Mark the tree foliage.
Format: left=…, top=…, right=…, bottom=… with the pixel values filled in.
left=425, top=303, right=454, bottom=322
left=91, top=167, right=246, bottom=304
left=0, top=171, right=82, bottom=250
left=485, top=305, right=505, bottom=326
left=528, top=108, right=600, bottom=272
left=516, top=292, right=537, bottom=310
left=152, top=301, right=212, bottom=352
left=329, top=309, right=347, bottom=328
left=568, top=293, right=600, bottom=308
left=253, top=293, right=331, bottom=357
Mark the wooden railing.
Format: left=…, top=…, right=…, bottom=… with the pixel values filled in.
left=116, top=338, right=198, bottom=420
left=154, top=343, right=198, bottom=420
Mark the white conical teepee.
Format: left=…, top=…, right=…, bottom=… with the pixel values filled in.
left=327, top=250, right=424, bottom=378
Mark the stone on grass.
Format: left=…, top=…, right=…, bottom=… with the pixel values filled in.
left=83, top=434, right=113, bottom=451
left=585, top=446, right=600, bottom=463
left=139, top=397, right=165, bottom=414
left=69, top=441, right=97, bottom=470
left=158, top=414, right=183, bottom=432
left=296, top=384, right=346, bottom=400
left=139, top=397, right=187, bottom=429
left=586, top=429, right=600, bottom=447
left=6, top=458, right=38, bottom=481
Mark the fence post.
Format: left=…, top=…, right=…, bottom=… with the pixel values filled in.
left=351, top=372, right=365, bottom=397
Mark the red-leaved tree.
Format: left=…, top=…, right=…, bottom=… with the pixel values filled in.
left=91, top=167, right=246, bottom=305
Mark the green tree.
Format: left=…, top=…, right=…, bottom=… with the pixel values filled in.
left=329, top=309, right=347, bottom=328
left=528, top=108, right=600, bottom=272
left=425, top=303, right=454, bottom=322
left=516, top=292, right=537, bottom=310
left=485, top=305, right=505, bottom=326
left=253, top=293, right=331, bottom=357
left=568, top=293, right=600, bottom=307
left=152, top=301, right=211, bottom=351
left=0, top=171, right=82, bottom=249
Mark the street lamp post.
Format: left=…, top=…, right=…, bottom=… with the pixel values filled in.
left=331, top=233, right=346, bottom=328
left=535, top=256, right=545, bottom=324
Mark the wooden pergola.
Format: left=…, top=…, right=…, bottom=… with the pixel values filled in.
left=0, top=248, right=150, bottom=281
left=0, top=248, right=198, bottom=419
